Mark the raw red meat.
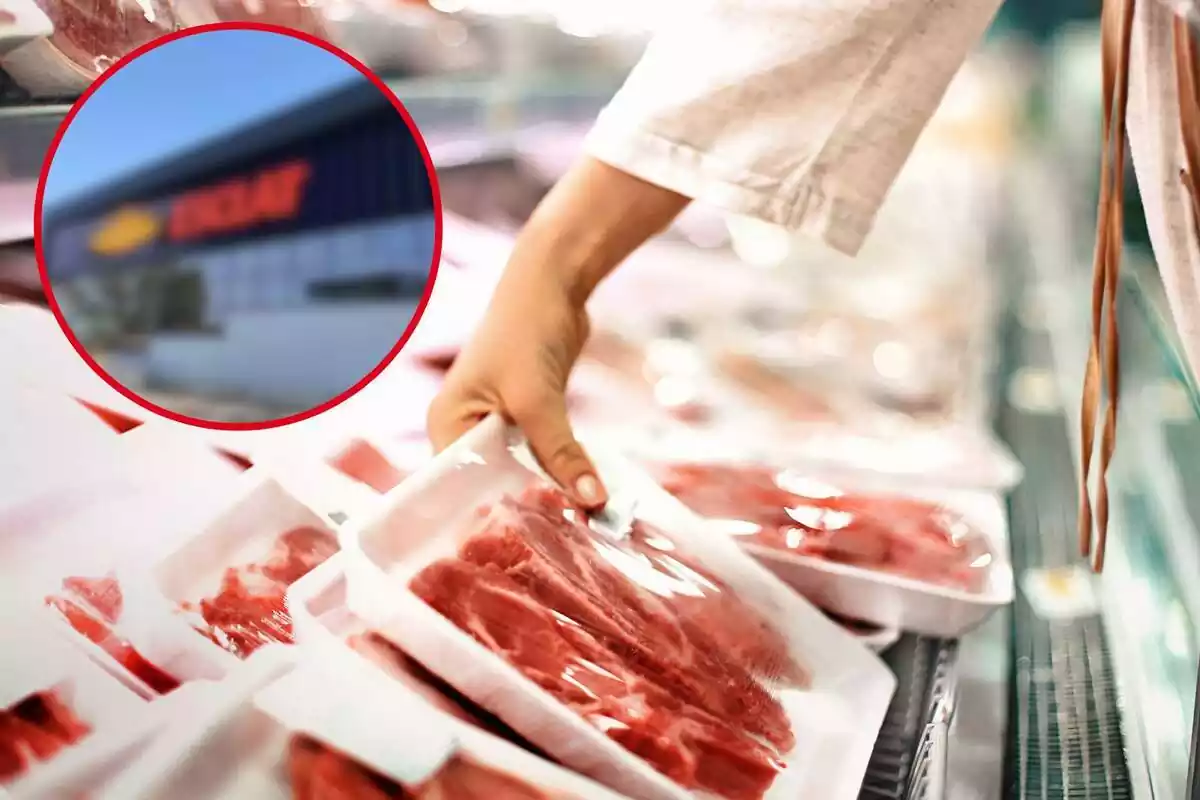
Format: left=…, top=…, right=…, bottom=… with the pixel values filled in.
left=413, top=755, right=559, bottom=799
left=76, top=400, right=141, bottom=433
left=216, top=449, right=254, bottom=471
left=46, top=575, right=181, bottom=695
left=657, top=463, right=989, bottom=591
left=188, top=526, right=338, bottom=658
left=409, top=485, right=800, bottom=800
left=31, top=0, right=177, bottom=77
left=288, top=736, right=558, bottom=799
left=0, top=691, right=91, bottom=783
left=258, top=527, right=340, bottom=585
left=328, top=440, right=408, bottom=494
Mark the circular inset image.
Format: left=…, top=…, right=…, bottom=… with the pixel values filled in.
left=36, top=23, right=441, bottom=430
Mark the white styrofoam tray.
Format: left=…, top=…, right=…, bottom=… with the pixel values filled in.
left=624, top=444, right=1015, bottom=639
left=0, top=607, right=154, bottom=795
left=152, top=474, right=341, bottom=659
left=103, top=639, right=628, bottom=800
left=0, top=305, right=148, bottom=420
left=777, top=419, right=1023, bottom=492
left=0, top=434, right=246, bottom=604
left=836, top=619, right=901, bottom=653
left=287, top=557, right=651, bottom=800
left=288, top=554, right=533, bottom=729
left=115, top=421, right=244, bottom=492
left=0, top=385, right=125, bottom=519
left=339, top=415, right=897, bottom=800
left=91, top=645, right=300, bottom=800
left=40, top=565, right=240, bottom=700
left=736, top=486, right=1013, bottom=638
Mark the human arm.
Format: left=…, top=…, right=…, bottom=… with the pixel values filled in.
left=426, top=157, right=689, bottom=506
left=428, top=0, right=1006, bottom=505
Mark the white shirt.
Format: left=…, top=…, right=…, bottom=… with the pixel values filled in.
left=585, top=0, right=1200, bottom=381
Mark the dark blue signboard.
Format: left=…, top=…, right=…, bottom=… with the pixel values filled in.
left=43, top=101, right=434, bottom=280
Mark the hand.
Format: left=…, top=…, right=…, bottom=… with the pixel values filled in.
left=426, top=157, right=691, bottom=508
left=427, top=252, right=606, bottom=508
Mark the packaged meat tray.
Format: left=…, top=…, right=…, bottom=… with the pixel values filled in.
left=44, top=570, right=235, bottom=699
left=0, top=413, right=256, bottom=604
left=288, top=554, right=560, bottom=751
left=777, top=418, right=1023, bottom=492
left=324, top=433, right=432, bottom=498
left=651, top=460, right=1014, bottom=637
left=152, top=475, right=341, bottom=660
left=173, top=0, right=325, bottom=35
left=104, top=642, right=629, bottom=800
left=0, top=0, right=177, bottom=96
left=0, top=607, right=153, bottom=794
left=340, top=414, right=896, bottom=800
left=579, top=331, right=773, bottom=436
left=0, top=0, right=52, bottom=57
left=255, top=446, right=382, bottom=523
left=0, top=385, right=124, bottom=520
left=0, top=305, right=148, bottom=424
left=4, top=419, right=249, bottom=601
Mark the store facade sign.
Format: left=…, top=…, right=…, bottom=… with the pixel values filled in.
left=49, top=111, right=433, bottom=280
left=88, top=207, right=162, bottom=257
left=168, top=160, right=311, bottom=243
left=86, top=160, right=312, bottom=257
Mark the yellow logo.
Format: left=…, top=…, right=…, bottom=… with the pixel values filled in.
left=89, top=207, right=161, bottom=256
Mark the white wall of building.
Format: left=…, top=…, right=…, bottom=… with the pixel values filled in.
left=191, top=215, right=435, bottom=327
left=145, top=301, right=419, bottom=408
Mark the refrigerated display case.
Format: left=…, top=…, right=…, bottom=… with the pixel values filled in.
left=8, top=7, right=1200, bottom=799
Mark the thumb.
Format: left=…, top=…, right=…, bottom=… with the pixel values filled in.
left=510, top=392, right=608, bottom=509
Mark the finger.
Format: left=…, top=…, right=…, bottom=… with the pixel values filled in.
left=427, top=391, right=484, bottom=454
left=510, top=391, right=607, bottom=509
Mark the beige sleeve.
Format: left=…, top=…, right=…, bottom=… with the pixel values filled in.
left=584, top=0, right=1004, bottom=256
left=1126, top=0, right=1200, bottom=382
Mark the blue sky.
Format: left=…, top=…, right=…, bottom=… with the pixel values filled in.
left=43, top=29, right=361, bottom=210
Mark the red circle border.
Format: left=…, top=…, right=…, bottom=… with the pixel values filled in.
left=33, top=21, right=444, bottom=432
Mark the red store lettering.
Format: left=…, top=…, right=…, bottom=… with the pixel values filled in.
left=168, top=160, right=311, bottom=242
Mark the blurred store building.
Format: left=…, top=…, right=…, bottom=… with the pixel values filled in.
left=40, top=78, right=436, bottom=410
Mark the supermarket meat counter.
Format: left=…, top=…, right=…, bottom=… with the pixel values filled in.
left=0, top=60, right=1002, bottom=800
left=6, top=19, right=1195, bottom=800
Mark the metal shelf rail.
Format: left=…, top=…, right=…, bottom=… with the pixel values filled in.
left=860, top=636, right=960, bottom=800
left=0, top=70, right=69, bottom=183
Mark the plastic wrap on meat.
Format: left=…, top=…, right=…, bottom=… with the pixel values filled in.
left=31, top=0, right=176, bottom=76
left=658, top=463, right=989, bottom=591
left=329, top=440, right=408, bottom=494
left=186, top=527, right=339, bottom=658
left=288, top=735, right=558, bottom=799
left=409, top=484, right=803, bottom=800
left=0, top=690, right=91, bottom=783
left=46, top=575, right=181, bottom=695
